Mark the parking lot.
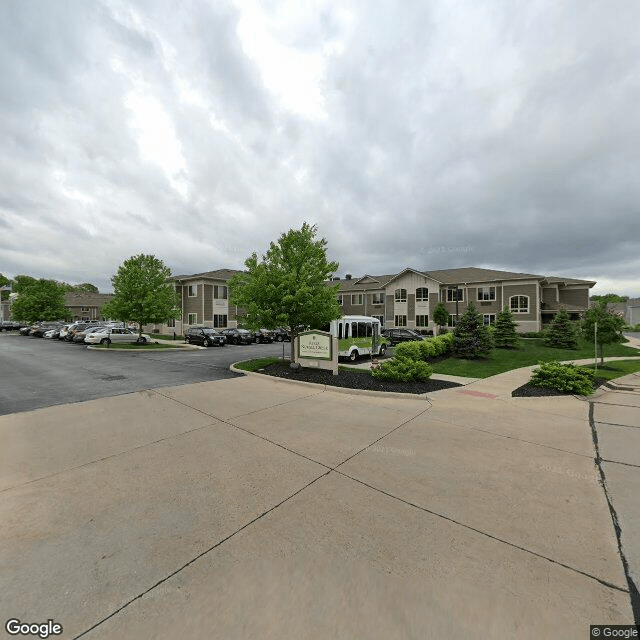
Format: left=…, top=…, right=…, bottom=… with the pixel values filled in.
left=0, top=333, right=286, bottom=416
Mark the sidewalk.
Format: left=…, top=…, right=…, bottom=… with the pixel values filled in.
left=0, top=368, right=635, bottom=638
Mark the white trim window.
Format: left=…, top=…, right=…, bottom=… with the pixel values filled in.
left=167, top=318, right=176, bottom=328
left=447, top=315, right=457, bottom=327
left=477, top=287, right=496, bottom=301
left=395, top=288, right=407, bottom=302
left=447, top=288, right=463, bottom=302
left=395, top=315, right=407, bottom=327
left=416, top=288, right=429, bottom=302
left=187, top=285, right=197, bottom=297
left=213, top=314, right=227, bottom=328
left=337, top=295, right=343, bottom=306
left=187, top=313, right=197, bottom=324
left=510, top=295, right=529, bottom=313
left=372, top=292, right=384, bottom=304
left=351, top=293, right=363, bottom=305
left=416, top=314, right=429, bottom=327
left=214, top=285, right=227, bottom=300
left=483, top=314, right=496, bottom=325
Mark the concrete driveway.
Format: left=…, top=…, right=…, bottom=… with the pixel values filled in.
left=0, top=370, right=636, bottom=639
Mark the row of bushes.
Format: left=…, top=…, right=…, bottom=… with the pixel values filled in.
left=371, top=333, right=455, bottom=382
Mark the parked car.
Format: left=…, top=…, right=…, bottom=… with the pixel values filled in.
left=65, top=322, right=100, bottom=342
left=31, top=322, right=64, bottom=338
left=272, top=327, right=291, bottom=342
left=84, top=327, right=151, bottom=345
left=381, top=328, right=426, bottom=346
left=0, top=321, right=26, bottom=331
left=220, top=328, right=255, bottom=345
left=19, top=325, right=34, bottom=336
left=254, top=328, right=275, bottom=344
left=43, top=327, right=63, bottom=339
left=184, top=327, right=226, bottom=347
left=74, top=325, right=108, bottom=343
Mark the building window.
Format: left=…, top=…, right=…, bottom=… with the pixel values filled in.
left=187, top=313, right=197, bottom=324
left=416, top=288, right=429, bottom=302
left=213, top=314, right=227, bottom=328
left=351, top=293, right=363, bottom=305
left=395, top=288, right=407, bottom=302
left=167, top=318, right=176, bottom=328
left=447, top=288, right=463, bottom=302
left=337, top=295, right=343, bottom=306
left=483, top=314, right=496, bottom=325
left=477, top=287, right=496, bottom=301
left=395, top=315, right=407, bottom=327
left=81, top=306, right=90, bottom=312
left=510, top=296, right=529, bottom=313
left=214, top=285, right=227, bottom=300
left=372, top=292, right=384, bottom=305
left=188, top=285, right=197, bottom=297
left=447, top=315, right=457, bottom=327
left=416, top=315, right=429, bottom=327
left=372, top=315, right=384, bottom=325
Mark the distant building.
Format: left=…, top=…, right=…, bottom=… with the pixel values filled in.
left=64, top=292, right=113, bottom=321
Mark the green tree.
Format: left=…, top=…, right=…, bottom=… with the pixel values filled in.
left=432, top=301, right=449, bottom=334
left=228, top=223, right=342, bottom=361
left=452, top=302, right=493, bottom=358
left=493, top=306, right=519, bottom=348
left=582, top=300, right=626, bottom=364
left=590, top=294, right=628, bottom=303
left=74, top=283, right=99, bottom=293
left=0, top=273, right=10, bottom=301
left=10, top=279, right=70, bottom=322
left=12, top=275, right=37, bottom=293
left=544, top=307, right=577, bottom=349
left=101, top=254, right=180, bottom=338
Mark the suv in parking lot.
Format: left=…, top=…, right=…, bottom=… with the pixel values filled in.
left=220, top=328, right=255, bottom=345
left=381, top=328, right=425, bottom=346
left=254, top=328, right=275, bottom=344
left=184, top=327, right=226, bottom=347
left=271, top=327, right=291, bottom=342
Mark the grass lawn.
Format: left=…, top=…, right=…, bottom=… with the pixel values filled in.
left=580, top=360, right=640, bottom=380
left=430, top=338, right=640, bottom=379
left=92, top=342, right=185, bottom=350
left=149, top=334, right=184, bottom=340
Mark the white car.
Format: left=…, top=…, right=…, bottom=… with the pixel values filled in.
left=85, top=327, right=151, bottom=345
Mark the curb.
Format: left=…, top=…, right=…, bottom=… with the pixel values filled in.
left=87, top=342, right=199, bottom=352
left=229, top=363, right=432, bottom=399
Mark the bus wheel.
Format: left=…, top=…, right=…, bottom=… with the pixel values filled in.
left=349, top=350, right=358, bottom=362
left=379, top=344, right=387, bottom=357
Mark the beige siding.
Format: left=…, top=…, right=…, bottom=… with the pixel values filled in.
left=559, top=288, right=588, bottom=309
left=203, top=284, right=213, bottom=322
left=503, top=283, right=537, bottom=321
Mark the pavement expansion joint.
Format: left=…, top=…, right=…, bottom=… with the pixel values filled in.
left=589, top=401, right=640, bottom=625
left=334, top=469, right=629, bottom=595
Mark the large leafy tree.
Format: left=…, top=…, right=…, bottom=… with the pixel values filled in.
left=101, top=254, right=180, bottom=337
left=452, top=302, right=493, bottom=358
left=582, top=300, right=626, bottom=364
left=10, top=279, right=70, bottom=322
left=228, top=223, right=342, bottom=360
left=544, top=307, right=577, bottom=349
left=0, top=273, right=10, bottom=301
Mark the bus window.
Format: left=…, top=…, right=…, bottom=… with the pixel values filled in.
left=344, top=323, right=349, bottom=338
left=366, top=322, right=372, bottom=337
left=338, top=323, right=343, bottom=339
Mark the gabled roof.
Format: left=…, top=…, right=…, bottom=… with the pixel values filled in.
left=64, top=292, right=113, bottom=307
left=172, top=268, right=245, bottom=282
left=423, top=267, right=544, bottom=285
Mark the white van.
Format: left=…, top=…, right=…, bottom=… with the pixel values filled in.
left=326, top=315, right=389, bottom=361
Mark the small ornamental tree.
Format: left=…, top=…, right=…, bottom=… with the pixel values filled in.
left=432, top=301, right=449, bottom=334
left=493, top=306, right=519, bottom=348
left=452, top=302, right=493, bottom=358
left=228, top=223, right=342, bottom=361
left=582, top=300, right=626, bottom=364
left=544, top=307, right=577, bottom=349
left=101, top=254, right=180, bottom=338
left=10, top=279, right=71, bottom=322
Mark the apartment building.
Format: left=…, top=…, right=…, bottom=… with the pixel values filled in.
left=335, top=267, right=596, bottom=333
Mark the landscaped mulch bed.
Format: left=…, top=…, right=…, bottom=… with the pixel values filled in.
left=260, top=362, right=462, bottom=394
left=511, top=379, right=607, bottom=397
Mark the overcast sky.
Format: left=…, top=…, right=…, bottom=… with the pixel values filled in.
left=1, top=0, right=638, bottom=295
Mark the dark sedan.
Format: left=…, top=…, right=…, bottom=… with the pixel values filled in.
left=184, top=327, right=226, bottom=347
left=220, top=328, right=255, bottom=345
left=381, top=328, right=426, bottom=346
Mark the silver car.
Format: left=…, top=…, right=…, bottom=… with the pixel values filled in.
left=85, top=327, right=151, bottom=345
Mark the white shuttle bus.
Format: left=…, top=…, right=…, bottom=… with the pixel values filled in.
left=326, top=315, right=389, bottom=361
